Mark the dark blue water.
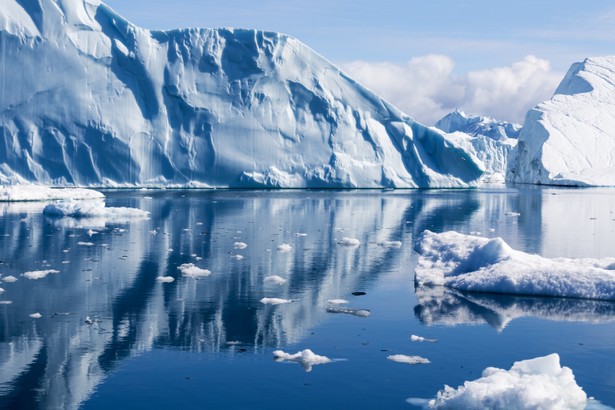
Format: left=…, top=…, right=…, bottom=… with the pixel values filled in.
left=0, top=188, right=614, bottom=409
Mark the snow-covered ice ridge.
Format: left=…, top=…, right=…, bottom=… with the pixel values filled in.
left=435, top=109, right=521, bottom=141
left=0, top=0, right=483, bottom=189
left=508, top=56, right=615, bottom=186
left=414, top=230, right=615, bottom=301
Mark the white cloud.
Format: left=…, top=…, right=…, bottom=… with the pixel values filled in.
left=340, top=55, right=563, bottom=125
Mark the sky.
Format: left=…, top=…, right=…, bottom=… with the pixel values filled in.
left=103, top=0, right=615, bottom=125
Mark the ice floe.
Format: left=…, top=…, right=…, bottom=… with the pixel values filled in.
left=338, top=237, right=361, bottom=247
left=77, top=242, right=95, bottom=247
left=264, top=275, right=287, bottom=285
left=327, top=299, right=350, bottom=305
left=260, top=297, right=292, bottom=305
left=415, top=230, right=615, bottom=300
left=178, top=263, right=211, bottom=278
left=23, top=270, right=59, bottom=280
left=411, top=335, right=437, bottom=343
left=388, top=355, right=430, bottom=365
left=273, top=349, right=332, bottom=372
left=233, top=242, right=248, bottom=250
left=156, top=276, right=175, bottom=283
left=29, top=313, right=42, bottom=319
left=277, top=244, right=293, bottom=253
left=407, top=354, right=587, bottom=409
left=0, top=186, right=104, bottom=202
left=43, top=200, right=149, bottom=220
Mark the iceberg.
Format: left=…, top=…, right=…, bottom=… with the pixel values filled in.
left=435, top=110, right=521, bottom=141
left=414, top=230, right=615, bottom=300
left=408, top=354, right=587, bottom=410
left=508, top=56, right=615, bottom=186
left=0, top=0, right=483, bottom=188
left=43, top=199, right=149, bottom=219
left=0, top=185, right=104, bottom=202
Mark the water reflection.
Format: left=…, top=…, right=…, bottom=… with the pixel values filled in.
left=414, top=286, right=615, bottom=331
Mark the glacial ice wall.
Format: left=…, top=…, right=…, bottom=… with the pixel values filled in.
left=0, top=0, right=483, bottom=188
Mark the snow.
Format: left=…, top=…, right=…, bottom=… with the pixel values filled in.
left=338, top=237, right=361, bottom=247
left=387, top=355, right=430, bottom=365
left=1, top=276, right=17, bottom=283
left=260, top=297, right=292, bottom=305
left=43, top=200, right=149, bottom=220
left=273, top=349, right=332, bottom=372
left=178, top=263, right=211, bottom=278
left=411, top=335, right=437, bottom=343
left=508, top=56, right=615, bottom=186
left=408, top=354, right=587, bottom=410
left=0, top=186, right=104, bottom=202
left=0, top=0, right=484, bottom=189
left=276, top=244, right=293, bottom=253
left=23, top=270, right=59, bottom=280
left=156, top=276, right=175, bottom=283
left=414, top=230, right=615, bottom=300
left=264, top=275, right=287, bottom=285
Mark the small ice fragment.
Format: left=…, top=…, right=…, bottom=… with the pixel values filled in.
left=230, top=255, right=244, bottom=260
left=0, top=301, right=12, bottom=305
left=227, top=341, right=241, bottom=345
left=2, top=276, right=17, bottom=283
left=264, top=275, right=287, bottom=285
left=87, top=229, right=97, bottom=237
left=378, top=241, right=402, bottom=248
left=234, top=242, right=248, bottom=250
left=63, top=249, right=70, bottom=253
left=178, top=263, right=211, bottom=278
left=294, top=233, right=308, bottom=237
left=23, top=270, right=59, bottom=280
left=0, top=288, right=4, bottom=294
left=167, top=248, right=174, bottom=252
left=277, top=244, right=292, bottom=253
left=505, top=211, right=521, bottom=217
left=488, top=228, right=496, bottom=232
left=327, top=299, right=349, bottom=305
left=61, top=261, right=71, bottom=264
left=326, top=306, right=370, bottom=317
left=338, top=237, right=360, bottom=247
left=196, top=222, right=204, bottom=226
left=29, top=313, right=42, bottom=319
left=84, top=316, right=93, bottom=325
left=273, top=349, right=332, bottom=372
left=156, top=276, right=175, bottom=283
left=387, top=354, right=430, bottom=365
left=260, top=297, right=292, bottom=305
left=411, top=335, right=437, bottom=343
left=149, top=230, right=158, bottom=235
left=78, top=242, right=95, bottom=247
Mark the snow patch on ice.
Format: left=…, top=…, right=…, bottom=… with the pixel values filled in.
left=273, top=349, right=332, bottom=372
left=409, top=354, right=587, bottom=409
left=415, top=230, right=615, bottom=300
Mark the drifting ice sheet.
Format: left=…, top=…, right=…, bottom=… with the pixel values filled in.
left=408, top=354, right=587, bottom=409
left=414, top=230, right=615, bottom=300
left=0, top=186, right=104, bottom=202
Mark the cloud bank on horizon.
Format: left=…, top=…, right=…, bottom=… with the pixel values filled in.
left=341, top=55, right=563, bottom=126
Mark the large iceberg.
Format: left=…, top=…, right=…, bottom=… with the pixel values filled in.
left=0, top=0, right=483, bottom=188
left=508, top=56, right=615, bottom=186
left=414, top=230, right=615, bottom=300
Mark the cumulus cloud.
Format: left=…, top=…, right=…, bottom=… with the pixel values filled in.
left=340, top=55, right=563, bottom=125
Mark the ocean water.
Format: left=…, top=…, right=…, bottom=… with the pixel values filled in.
left=0, top=187, right=614, bottom=409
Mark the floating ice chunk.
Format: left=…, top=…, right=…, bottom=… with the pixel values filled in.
left=409, top=354, right=587, bottom=409
left=277, top=244, right=293, bottom=253
left=0, top=186, right=104, bottom=202
left=264, top=275, right=287, bottom=285
left=178, top=263, right=211, bottom=278
left=327, top=299, right=349, bottom=305
left=0, top=288, right=4, bottom=294
left=378, top=240, right=402, bottom=248
left=87, top=229, right=98, bottom=237
left=234, top=242, right=248, bottom=250
left=338, top=237, right=361, bottom=247
left=415, top=230, right=615, bottom=300
left=260, top=297, right=292, bottom=305
left=411, top=335, right=437, bottom=343
left=230, top=255, right=244, bottom=260
left=43, top=199, right=149, bottom=220
left=505, top=211, right=521, bottom=217
left=273, top=349, right=332, bottom=372
left=0, top=301, right=12, bottom=305
left=78, top=242, right=95, bottom=247
left=388, top=354, right=430, bottom=365
left=29, top=313, right=42, bottom=319
left=294, top=233, right=308, bottom=237
left=156, top=276, right=175, bottom=283
left=1, top=276, right=17, bottom=283
left=23, top=270, right=59, bottom=280
left=326, top=306, right=370, bottom=317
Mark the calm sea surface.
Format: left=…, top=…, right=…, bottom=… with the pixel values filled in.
left=0, top=187, right=614, bottom=409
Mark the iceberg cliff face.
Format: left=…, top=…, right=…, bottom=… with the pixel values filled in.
left=0, top=0, right=483, bottom=188
left=508, top=56, right=615, bottom=186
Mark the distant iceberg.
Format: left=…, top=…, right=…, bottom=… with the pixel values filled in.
left=414, top=230, right=615, bottom=300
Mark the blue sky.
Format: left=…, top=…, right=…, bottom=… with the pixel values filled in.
left=103, top=0, right=615, bottom=123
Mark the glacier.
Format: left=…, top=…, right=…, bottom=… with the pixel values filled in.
left=508, top=56, right=615, bottom=186
left=0, top=0, right=484, bottom=188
